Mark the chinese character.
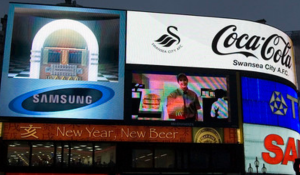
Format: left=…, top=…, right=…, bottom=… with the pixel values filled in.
left=20, top=125, right=41, bottom=139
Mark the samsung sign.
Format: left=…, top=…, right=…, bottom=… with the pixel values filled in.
left=242, top=77, right=299, bottom=132
left=0, top=4, right=126, bottom=120
left=9, top=85, right=114, bottom=115
left=126, top=11, right=297, bottom=87
left=244, top=124, right=299, bottom=174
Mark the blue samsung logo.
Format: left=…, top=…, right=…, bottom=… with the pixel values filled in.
left=9, top=84, right=114, bottom=115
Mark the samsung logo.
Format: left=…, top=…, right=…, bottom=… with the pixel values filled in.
left=32, top=94, right=92, bottom=104
left=9, top=85, right=114, bottom=114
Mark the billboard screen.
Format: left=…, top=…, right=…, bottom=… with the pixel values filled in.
left=0, top=4, right=126, bottom=120
left=2, top=122, right=238, bottom=144
left=244, top=123, right=299, bottom=174
left=126, top=11, right=297, bottom=87
left=3, top=123, right=192, bottom=143
left=130, top=71, right=233, bottom=126
left=242, top=77, right=299, bottom=132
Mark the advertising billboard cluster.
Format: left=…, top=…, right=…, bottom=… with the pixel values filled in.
left=0, top=4, right=296, bottom=127
left=242, top=77, right=299, bottom=174
left=0, top=3, right=298, bottom=175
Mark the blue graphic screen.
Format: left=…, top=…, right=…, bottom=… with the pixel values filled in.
left=242, top=77, right=299, bottom=132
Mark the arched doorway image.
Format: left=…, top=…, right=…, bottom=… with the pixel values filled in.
left=30, top=19, right=99, bottom=81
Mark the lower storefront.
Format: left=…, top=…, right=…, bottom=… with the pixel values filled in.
left=0, top=140, right=244, bottom=174
left=0, top=123, right=243, bottom=174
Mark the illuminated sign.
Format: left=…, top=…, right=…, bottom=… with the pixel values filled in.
left=242, top=77, right=299, bottom=132
left=126, top=11, right=296, bottom=86
left=0, top=4, right=125, bottom=119
left=131, top=72, right=231, bottom=125
left=244, top=124, right=299, bottom=174
left=262, top=134, right=298, bottom=165
left=3, top=123, right=192, bottom=143
left=9, top=85, right=114, bottom=115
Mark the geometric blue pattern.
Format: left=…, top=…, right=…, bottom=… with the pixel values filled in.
left=269, top=91, right=288, bottom=115
left=242, top=77, right=299, bottom=133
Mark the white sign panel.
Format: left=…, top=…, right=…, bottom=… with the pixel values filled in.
left=244, top=123, right=300, bottom=174
left=127, top=11, right=297, bottom=87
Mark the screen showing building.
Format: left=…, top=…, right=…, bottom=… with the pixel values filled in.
left=0, top=3, right=126, bottom=120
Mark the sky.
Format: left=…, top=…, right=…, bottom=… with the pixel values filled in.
left=0, top=0, right=300, bottom=32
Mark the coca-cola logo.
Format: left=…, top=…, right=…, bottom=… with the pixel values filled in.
left=212, top=25, right=292, bottom=69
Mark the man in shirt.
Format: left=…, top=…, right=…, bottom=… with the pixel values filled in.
left=210, top=89, right=228, bottom=119
left=167, top=73, right=201, bottom=121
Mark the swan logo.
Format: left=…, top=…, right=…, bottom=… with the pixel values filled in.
left=152, top=26, right=183, bottom=53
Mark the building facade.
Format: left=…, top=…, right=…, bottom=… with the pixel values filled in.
left=0, top=3, right=299, bottom=175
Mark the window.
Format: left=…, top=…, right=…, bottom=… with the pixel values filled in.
left=56, top=143, right=70, bottom=167
left=190, top=149, right=210, bottom=169
left=94, top=143, right=116, bottom=167
left=155, top=149, right=175, bottom=168
left=31, top=142, right=54, bottom=167
left=63, top=143, right=69, bottom=167
left=7, top=141, right=29, bottom=166
left=5, top=141, right=118, bottom=168
left=132, top=148, right=175, bottom=168
left=132, top=149, right=153, bottom=168
left=70, top=143, right=93, bottom=167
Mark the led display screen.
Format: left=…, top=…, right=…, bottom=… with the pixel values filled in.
left=126, top=11, right=297, bottom=87
left=131, top=71, right=231, bottom=125
left=242, top=77, right=299, bottom=132
left=0, top=3, right=125, bottom=119
left=244, top=123, right=299, bottom=174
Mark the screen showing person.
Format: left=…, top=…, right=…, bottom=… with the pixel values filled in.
left=131, top=72, right=228, bottom=122
left=210, top=89, right=228, bottom=119
left=167, top=73, right=201, bottom=121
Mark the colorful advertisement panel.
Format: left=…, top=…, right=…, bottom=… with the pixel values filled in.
left=242, top=77, right=299, bottom=132
left=131, top=71, right=231, bottom=124
left=2, top=123, right=238, bottom=144
left=244, top=123, right=299, bottom=174
left=0, top=4, right=126, bottom=119
left=126, top=11, right=297, bottom=87
left=2, top=123, right=192, bottom=143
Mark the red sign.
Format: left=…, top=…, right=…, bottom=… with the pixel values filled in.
left=262, top=134, right=299, bottom=165
left=3, top=123, right=192, bottom=143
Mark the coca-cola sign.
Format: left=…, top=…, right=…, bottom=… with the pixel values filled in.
left=212, top=25, right=292, bottom=69
left=127, top=11, right=296, bottom=86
